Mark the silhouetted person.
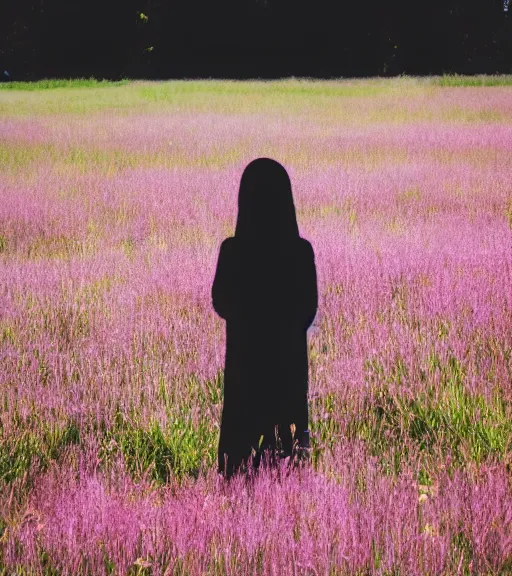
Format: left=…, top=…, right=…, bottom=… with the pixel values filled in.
left=212, top=158, right=318, bottom=480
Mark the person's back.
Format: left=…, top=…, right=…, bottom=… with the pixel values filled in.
left=212, top=158, right=318, bottom=480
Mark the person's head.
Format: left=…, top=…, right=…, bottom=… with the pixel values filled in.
left=235, top=158, right=299, bottom=242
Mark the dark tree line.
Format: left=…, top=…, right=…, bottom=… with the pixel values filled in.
left=0, top=0, right=510, bottom=80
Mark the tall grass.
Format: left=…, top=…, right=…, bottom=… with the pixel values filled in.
left=0, top=77, right=129, bottom=91
left=434, top=74, right=512, bottom=87
left=0, top=77, right=511, bottom=574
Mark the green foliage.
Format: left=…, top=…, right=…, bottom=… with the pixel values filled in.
left=136, top=79, right=391, bottom=102
left=99, top=395, right=218, bottom=485
left=446, top=531, right=474, bottom=576
left=355, top=353, right=512, bottom=471
left=39, top=546, right=61, bottom=576
left=434, top=74, right=512, bottom=87
left=310, top=391, right=342, bottom=469
left=0, top=516, right=6, bottom=541
left=0, top=416, right=80, bottom=484
left=102, top=546, right=117, bottom=575
left=0, top=322, right=16, bottom=346
left=8, top=373, right=218, bottom=489
left=38, top=300, right=91, bottom=348
left=0, top=78, right=129, bottom=91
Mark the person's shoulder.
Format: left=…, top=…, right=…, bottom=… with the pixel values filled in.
left=220, top=236, right=236, bottom=252
left=298, top=237, right=314, bottom=256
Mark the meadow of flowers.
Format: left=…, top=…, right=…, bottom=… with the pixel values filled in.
left=0, top=77, right=512, bottom=575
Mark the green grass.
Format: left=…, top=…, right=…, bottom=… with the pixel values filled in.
left=434, top=74, right=512, bottom=87
left=98, top=407, right=218, bottom=486
left=0, top=140, right=249, bottom=175
left=0, top=78, right=129, bottom=91
left=355, top=352, right=512, bottom=476
left=136, top=78, right=393, bottom=100
left=2, top=75, right=511, bottom=94
left=0, top=416, right=81, bottom=485
left=0, top=386, right=219, bottom=490
left=2, top=76, right=510, bottom=119
left=3, top=347, right=508, bottom=491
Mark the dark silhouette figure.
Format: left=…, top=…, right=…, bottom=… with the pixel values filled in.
left=212, top=158, right=318, bottom=480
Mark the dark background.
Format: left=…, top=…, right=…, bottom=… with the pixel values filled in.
left=1, top=0, right=510, bottom=80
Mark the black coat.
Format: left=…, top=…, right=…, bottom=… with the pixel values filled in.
left=212, top=235, right=318, bottom=478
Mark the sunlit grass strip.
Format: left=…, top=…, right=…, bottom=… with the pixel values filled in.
left=2, top=77, right=511, bottom=121
left=2, top=75, right=512, bottom=92
left=0, top=78, right=129, bottom=91
left=433, top=74, right=512, bottom=87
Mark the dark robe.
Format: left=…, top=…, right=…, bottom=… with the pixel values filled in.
left=212, top=234, right=317, bottom=479
left=212, top=158, right=318, bottom=479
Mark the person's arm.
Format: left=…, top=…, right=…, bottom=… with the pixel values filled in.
left=212, top=238, right=233, bottom=320
left=300, top=240, right=318, bottom=331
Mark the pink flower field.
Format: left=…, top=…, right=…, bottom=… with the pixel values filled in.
left=0, top=78, right=512, bottom=575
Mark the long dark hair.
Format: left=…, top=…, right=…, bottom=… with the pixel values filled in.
left=235, top=158, right=300, bottom=244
